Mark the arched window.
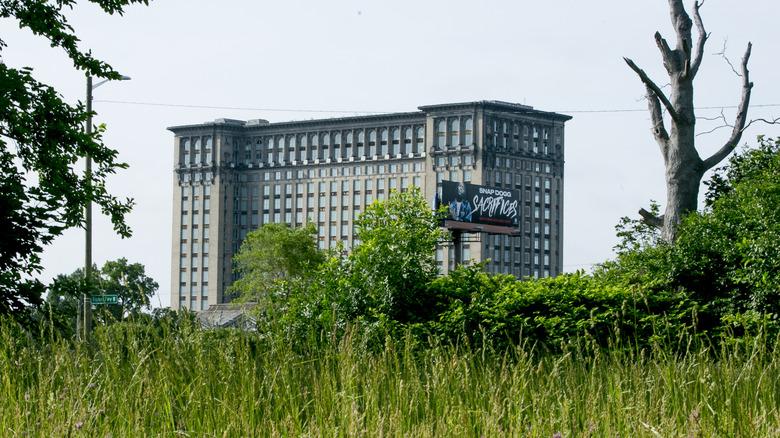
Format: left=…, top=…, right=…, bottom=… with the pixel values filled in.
left=380, top=129, right=388, bottom=156
left=255, top=140, right=263, bottom=164
left=288, top=137, right=296, bottom=162
left=403, top=127, right=412, bottom=154
left=333, top=133, right=341, bottom=145
left=450, top=120, right=459, bottom=146
left=243, top=141, right=251, bottom=165
left=266, top=138, right=274, bottom=164
left=277, top=137, right=285, bottom=163
left=416, top=127, right=425, bottom=154
left=368, top=130, right=376, bottom=156
left=464, top=118, right=473, bottom=145
left=391, top=128, right=400, bottom=155
left=182, top=139, right=190, bottom=165
left=436, top=120, right=446, bottom=148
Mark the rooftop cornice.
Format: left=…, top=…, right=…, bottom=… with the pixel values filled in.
left=250, top=111, right=426, bottom=133
left=169, top=111, right=427, bottom=135
left=420, top=101, right=572, bottom=122
left=168, top=101, right=572, bottom=136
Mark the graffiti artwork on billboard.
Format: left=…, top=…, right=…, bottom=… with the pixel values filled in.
left=441, top=181, right=520, bottom=228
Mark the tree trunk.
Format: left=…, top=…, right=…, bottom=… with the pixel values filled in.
left=625, top=0, right=753, bottom=244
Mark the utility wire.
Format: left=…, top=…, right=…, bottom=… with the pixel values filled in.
left=94, top=100, right=382, bottom=115
left=95, top=99, right=780, bottom=115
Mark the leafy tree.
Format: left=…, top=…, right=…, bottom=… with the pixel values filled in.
left=253, top=188, right=449, bottom=345
left=704, top=135, right=780, bottom=206
left=46, top=258, right=158, bottom=327
left=0, top=0, right=147, bottom=323
left=328, top=188, right=449, bottom=325
left=230, top=223, right=326, bottom=304
left=672, top=137, right=780, bottom=316
left=624, top=0, right=753, bottom=243
left=98, top=258, right=159, bottom=317
left=597, top=137, right=780, bottom=324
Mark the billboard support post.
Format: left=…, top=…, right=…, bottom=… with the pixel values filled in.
left=453, top=229, right=462, bottom=267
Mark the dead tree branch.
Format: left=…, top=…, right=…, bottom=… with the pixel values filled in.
left=702, top=43, right=753, bottom=171
left=639, top=208, right=664, bottom=230
left=624, top=57, right=680, bottom=121
left=688, top=0, right=708, bottom=78
left=714, top=39, right=741, bottom=76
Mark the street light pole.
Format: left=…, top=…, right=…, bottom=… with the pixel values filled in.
left=82, top=74, right=130, bottom=341
left=83, top=76, right=93, bottom=341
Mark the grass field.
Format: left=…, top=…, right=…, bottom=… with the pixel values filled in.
left=2, top=320, right=779, bottom=437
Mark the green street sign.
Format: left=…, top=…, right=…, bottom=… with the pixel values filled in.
left=90, top=295, right=118, bottom=305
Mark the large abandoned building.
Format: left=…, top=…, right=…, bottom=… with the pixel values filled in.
left=168, top=100, right=571, bottom=310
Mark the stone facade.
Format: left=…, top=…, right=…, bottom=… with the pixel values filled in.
left=168, top=101, right=571, bottom=310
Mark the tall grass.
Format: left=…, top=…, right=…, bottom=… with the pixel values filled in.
left=2, top=318, right=779, bottom=437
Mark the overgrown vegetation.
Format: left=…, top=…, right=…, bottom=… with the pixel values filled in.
left=595, top=136, right=780, bottom=337
left=229, top=139, right=780, bottom=354
left=5, top=137, right=779, bottom=435
left=34, top=258, right=159, bottom=337
left=3, top=315, right=780, bottom=437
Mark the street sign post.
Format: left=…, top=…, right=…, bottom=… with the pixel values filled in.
left=90, top=295, right=118, bottom=305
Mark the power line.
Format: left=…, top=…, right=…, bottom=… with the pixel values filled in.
left=94, top=99, right=382, bottom=115
left=561, top=103, right=780, bottom=113
left=95, top=99, right=780, bottom=116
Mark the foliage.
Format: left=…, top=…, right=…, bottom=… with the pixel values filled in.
left=41, top=258, right=158, bottom=334
left=671, top=137, right=780, bottom=316
left=429, top=264, right=699, bottom=353
left=597, top=136, right=780, bottom=324
left=252, top=188, right=449, bottom=346
left=344, top=188, right=449, bottom=325
left=704, top=136, right=780, bottom=206
left=4, top=316, right=780, bottom=437
left=0, top=0, right=148, bottom=323
left=230, top=222, right=325, bottom=304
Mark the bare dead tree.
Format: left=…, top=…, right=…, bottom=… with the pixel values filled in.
left=624, top=0, right=753, bottom=243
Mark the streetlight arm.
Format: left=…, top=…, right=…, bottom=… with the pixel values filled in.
left=91, top=75, right=131, bottom=91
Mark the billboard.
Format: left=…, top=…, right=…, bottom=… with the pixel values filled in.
left=441, top=180, right=520, bottom=229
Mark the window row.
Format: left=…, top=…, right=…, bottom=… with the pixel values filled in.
left=493, top=157, right=555, bottom=174
left=226, top=161, right=425, bottom=183
left=487, top=120, right=557, bottom=156
left=235, top=126, right=427, bottom=166
left=434, top=118, right=474, bottom=148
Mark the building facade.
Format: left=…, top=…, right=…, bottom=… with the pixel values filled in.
left=168, top=101, right=571, bottom=310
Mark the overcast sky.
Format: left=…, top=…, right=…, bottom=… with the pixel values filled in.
left=2, top=0, right=779, bottom=308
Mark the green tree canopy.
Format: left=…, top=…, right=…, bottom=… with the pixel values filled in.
left=326, top=188, right=450, bottom=325
left=596, top=136, right=780, bottom=322
left=230, top=223, right=326, bottom=303
left=0, top=0, right=148, bottom=323
left=45, top=258, right=158, bottom=331
left=672, top=137, right=780, bottom=316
